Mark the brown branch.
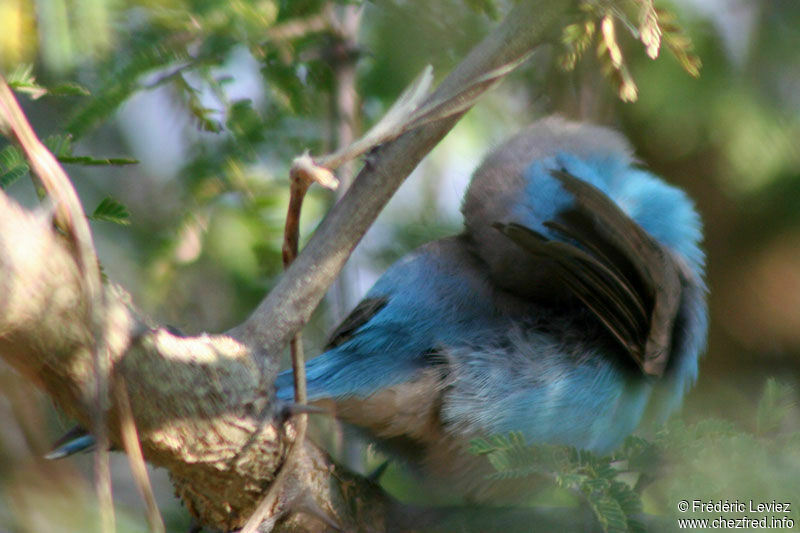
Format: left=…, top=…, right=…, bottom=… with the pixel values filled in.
left=113, top=377, right=165, bottom=533
left=0, top=186, right=392, bottom=530
left=0, top=77, right=114, bottom=533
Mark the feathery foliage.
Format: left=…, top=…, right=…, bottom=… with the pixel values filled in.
left=0, top=144, right=29, bottom=189
left=471, top=378, right=800, bottom=533
left=5, top=64, right=89, bottom=99
left=90, top=196, right=131, bottom=226
left=558, top=0, right=701, bottom=101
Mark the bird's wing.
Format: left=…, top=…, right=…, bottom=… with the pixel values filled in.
left=495, top=169, right=683, bottom=377
left=275, top=237, right=489, bottom=402
left=325, top=297, right=389, bottom=350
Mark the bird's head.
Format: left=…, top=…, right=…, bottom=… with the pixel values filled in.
left=462, top=117, right=707, bottom=387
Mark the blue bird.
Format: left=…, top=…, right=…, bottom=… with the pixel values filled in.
left=49, top=118, right=707, bottom=504
left=274, top=117, right=708, bottom=499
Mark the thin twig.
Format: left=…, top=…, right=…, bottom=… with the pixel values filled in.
left=113, top=377, right=166, bottom=533
left=241, top=155, right=338, bottom=533
left=0, top=76, right=114, bottom=533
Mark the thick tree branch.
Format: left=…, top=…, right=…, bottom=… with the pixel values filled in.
left=0, top=191, right=391, bottom=531
left=0, top=74, right=115, bottom=532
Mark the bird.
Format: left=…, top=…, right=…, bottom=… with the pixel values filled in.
left=274, top=116, right=708, bottom=499
left=48, top=117, right=708, bottom=503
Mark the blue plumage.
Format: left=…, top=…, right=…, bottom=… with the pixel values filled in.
left=277, top=117, right=708, bottom=498
left=277, top=238, right=503, bottom=401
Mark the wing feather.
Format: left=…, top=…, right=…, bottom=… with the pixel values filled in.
left=494, top=169, right=684, bottom=377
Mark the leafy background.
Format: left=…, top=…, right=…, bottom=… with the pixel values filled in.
left=0, top=0, right=799, bottom=531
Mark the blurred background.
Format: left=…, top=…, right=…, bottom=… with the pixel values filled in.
left=1, top=0, right=799, bottom=531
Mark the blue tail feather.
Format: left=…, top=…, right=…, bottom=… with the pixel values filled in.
left=46, top=429, right=97, bottom=460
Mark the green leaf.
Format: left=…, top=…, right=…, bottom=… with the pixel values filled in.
left=558, top=19, right=596, bottom=71
left=555, top=471, right=587, bottom=489
left=657, top=7, right=702, bottom=77
left=468, top=437, right=499, bottom=455
left=583, top=477, right=611, bottom=493
left=46, top=82, right=91, bottom=97
left=43, top=134, right=74, bottom=158
left=42, top=134, right=138, bottom=166
left=59, top=156, right=139, bottom=166
left=756, top=378, right=795, bottom=436
left=67, top=44, right=190, bottom=139
left=5, top=64, right=36, bottom=86
left=616, top=435, right=661, bottom=472
left=0, top=145, right=30, bottom=189
left=6, top=65, right=90, bottom=99
left=90, top=196, right=131, bottom=225
left=175, top=73, right=223, bottom=133
left=585, top=484, right=636, bottom=533
left=6, top=65, right=47, bottom=99
left=610, top=479, right=642, bottom=516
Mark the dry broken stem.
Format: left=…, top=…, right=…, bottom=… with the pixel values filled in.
left=242, top=161, right=340, bottom=533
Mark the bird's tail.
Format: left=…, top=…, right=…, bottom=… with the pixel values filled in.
left=274, top=368, right=297, bottom=401
left=46, top=425, right=97, bottom=459
left=273, top=348, right=361, bottom=402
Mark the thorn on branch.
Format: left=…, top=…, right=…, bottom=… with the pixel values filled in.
left=290, top=489, right=343, bottom=531
left=367, top=460, right=390, bottom=483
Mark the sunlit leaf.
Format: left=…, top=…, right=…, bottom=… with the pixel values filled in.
left=600, top=14, right=623, bottom=68
left=597, top=14, right=639, bottom=102
left=638, top=0, right=661, bottom=59
left=657, top=7, right=701, bottom=77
